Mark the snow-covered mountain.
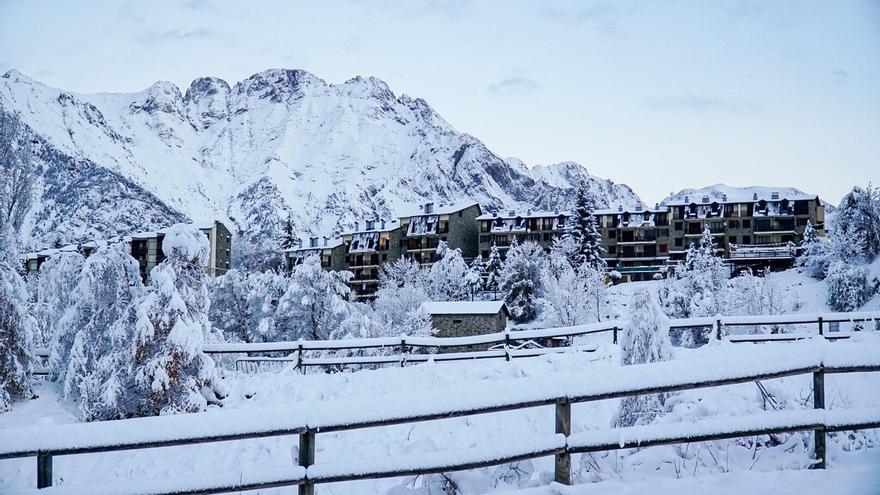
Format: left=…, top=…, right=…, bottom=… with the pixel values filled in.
left=0, top=69, right=642, bottom=260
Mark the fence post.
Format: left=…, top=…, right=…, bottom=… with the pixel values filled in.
left=400, top=338, right=407, bottom=367
left=297, top=343, right=304, bottom=374
left=504, top=331, right=511, bottom=362
left=818, top=316, right=824, bottom=337
left=612, top=326, right=618, bottom=345
left=554, top=400, right=571, bottom=485
left=37, top=452, right=52, bottom=488
left=715, top=318, right=723, bottom=340
left=299, top=429, right=316, bottom=495
left=812, top=369, right=826, bottom=469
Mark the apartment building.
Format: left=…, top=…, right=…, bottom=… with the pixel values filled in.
left=22, top=221, right=232, bottom=282
left=596, top=205, right=672, bottom=282
left=284, top=235, right=347, bottom=272
left=664, top=191, right=824, bottom=272
left=476, top=209, right=571, bottom=259
left=342, top=219, right=406, bottom=299
left=398, top=202, right=482, bottom=265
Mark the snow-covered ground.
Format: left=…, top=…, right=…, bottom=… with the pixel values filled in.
left=3, top=270, right=879, bottom=494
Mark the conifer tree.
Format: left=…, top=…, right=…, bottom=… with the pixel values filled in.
left=131, top=224, right=220, bottom=416
left=568, top=184, right=606, bottom=271
left=797, top=220, right=828, bottom=279
left=500, top=240, right=545, bottom=323
left=614, top=290, right=672, bottom=427
left=485, top=243, right=503, bottom=300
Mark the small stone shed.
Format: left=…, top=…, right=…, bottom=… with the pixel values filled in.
left=419, top=301, right=510, bottom=339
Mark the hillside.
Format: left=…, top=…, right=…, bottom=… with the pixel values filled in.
left=0, top=69, right=642, bottom=259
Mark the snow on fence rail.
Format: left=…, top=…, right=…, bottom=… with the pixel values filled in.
left=201, top=311, right=880, bottom=373
left=4, top=341, right=880, bottom=494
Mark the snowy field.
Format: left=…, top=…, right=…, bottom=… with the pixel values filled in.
left=3, top=336, right=880, bottom=494
left=3, top=268, right=880, bottom=495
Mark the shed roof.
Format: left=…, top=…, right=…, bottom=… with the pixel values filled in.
left=419, top=301, right=509, bottom=316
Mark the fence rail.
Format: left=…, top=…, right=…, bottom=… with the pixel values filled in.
left=4, top=341, right=880, bottom=494
left=202, top=311, right=880, bottom=373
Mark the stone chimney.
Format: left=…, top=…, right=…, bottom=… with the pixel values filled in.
left=424, top=202, right=434, bottom=214
left=354, top=221, right=360, bottom=231
left=381, top=219, right=386, bottom=229
left=617, top=205, right=623, bottom=212
left=309, top=236, right=318, bottom=248
left=753, top=193, right=759, bottom=200
left=702, top=196, right=710, bottom=203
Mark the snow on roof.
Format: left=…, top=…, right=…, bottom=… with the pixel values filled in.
left=593, top=205, right=667, bottom=215
left=285, top=236, right=344, bottom=253
left=399, top=201, right=480, bottom=218
left=340, top=218, right=401, bottom=236
left=662, top=185, right=816, bottom=206
left=419, top=301, right=509, bottom=316
left=475, top=209, right=570, bottom=220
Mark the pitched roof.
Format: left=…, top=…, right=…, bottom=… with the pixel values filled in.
left=419, top=301, right=509, bottom=316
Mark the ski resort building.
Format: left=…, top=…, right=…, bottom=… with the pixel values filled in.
left=342, top=219, right=406, bottom=299
left=595, top=205, right=672, bottom=282
left=398, top=202, right=482, bottom=266
left=284, top=236, right=347, bottom=272
left=664, top=191, right=825, bottom=273
left=419, top=301, right=509, bottom=340
left=476, top=209, right=571, bottom=259
left=22, top=221, right=232, bottom=282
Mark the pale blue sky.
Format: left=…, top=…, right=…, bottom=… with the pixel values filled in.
left=1, top=0, right=878, bottom=204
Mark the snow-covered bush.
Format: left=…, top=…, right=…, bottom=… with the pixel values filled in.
left=465, top=255, right=485, bottom=300
left=60, top=242, right=145, bottom=420
left=539, top=244, right=607, bottom=326
left=797, top=220, right=829, bottom=279
left=660, top=226, right=727, bottom=319
left=208, top=269, right=289, bottom=342
left=276, top=254, right=354, bottom=340
left=131, top=224, right=221, bottom=416
left=613, top=289, right=672, bottom=427
left=499, top=239, right=546, bottom=323
left=427, top=242, right=471, bottom=301
left=825, top=260, right=876, bottom=312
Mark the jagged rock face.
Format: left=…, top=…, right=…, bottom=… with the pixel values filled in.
left=0, top=68, right=643, bottom=258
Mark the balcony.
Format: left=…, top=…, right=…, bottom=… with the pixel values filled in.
left=729, top=242, right=796, bottom=260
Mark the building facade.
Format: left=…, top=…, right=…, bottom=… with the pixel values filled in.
left=419, top=301, right=509, bottom=341
left=399, top=202, right=482, bottom=265
left=22, top=221, right=232, bottom=282
left=476, top=209, right=570, bottom=259
left=595, top=206, right=672, bottom=282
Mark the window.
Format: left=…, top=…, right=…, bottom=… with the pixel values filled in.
left=608, top=245, right=617, bottom=254
left=741, top=219, right=751, bottom=229
left=797, top=218, right=808, bottom=226
left=742, top=236, right=751, bottom=245
left=729, top=235, right=737, bottom=244
left=659, top=244, right=668, bottom=253
left=728, top=220, right=740, bottom=229
left=794, top=201, right=809, bottom=215
left=453, top=319, right=463, bottom=325
left=609, top=230, right=617, bottom=239
left=658, top=228, right=669, bottom=237
left=458, top=211, right=463, bottom=217
left=675, top=238, right=683, bottom=247
left=674, top=221, right=683, bottom=231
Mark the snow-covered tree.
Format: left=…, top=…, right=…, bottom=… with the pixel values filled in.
left=485, top=243, right=503, bottom=300
left=279, top=213, right=296, bottom=250
left=660, top=226, right=727, bottom=319
left=797, top=220, right=829, bottom=279
left=0, top=110, right=35, bottom=412
left=131, top=224, right=220, bottom=416
left=427, top=241, right=471, bottom=301
left=60, top=242, right=145, bottom=420
left=208, top=269, right=289, bottom=343
left=500, top=240, right=546, bottom=323
left=466, top=255, right=486, bottom=299
left=581, top=264, right=608, bottom=322
left=276, top=254, right=354, bottom=340
left=568, top=184, right=606, bottom=271
left=36, top=252, right=84, bottom=355
left=831, top=185, right=880, bottom=263
left=373, top=258, right=430, bottom=336
left=826, top=260, right=876, bottom=312
left=540, top=262, right=590, bottom=326
left=614, top=289, right=672, bottom=427
left=380, top=257, right=427, bottom=289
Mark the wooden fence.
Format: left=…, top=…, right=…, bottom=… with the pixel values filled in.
left=201, top=311, right=880, bottom=373
left=3, top=343, right=880, bottom=494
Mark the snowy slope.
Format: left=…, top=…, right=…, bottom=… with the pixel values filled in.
left=0, top=69, right=642, bottom=252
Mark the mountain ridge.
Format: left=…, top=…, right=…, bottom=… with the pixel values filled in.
left=1, top=68, right=643, bottom=266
